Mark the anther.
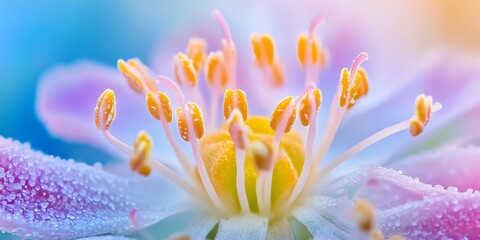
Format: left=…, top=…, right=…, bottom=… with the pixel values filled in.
left=297, top=33, right=326, bottom=68
left=353, top=199, right=375, bottom=233
left=129, top=131, right=153, bottom=176
left=409, top=94, right=434, bottom=136
left=299, top=88, right=322, bottom=126
left=270, top=96, right=297, bottom=133
left=371, top=229, right=385, bottom=240
left=146, top=92, right=173, bottom=122
left=185, top=38, right=207, bottom=73
left=117, top=59, right=145, bottom=94
left=176, top=102, right=205, bottom=141
left=173, top=53, right=198, bottom=87
left=205, top=51, right=228, bottom=88
left=250, top=33, right=275, bottom=67
left=338, top=67, right=369, bottom=108
left=389, top=236, right=406, bottom=240
left=94, top=89, right=116, bottom=131
left=250, top=138, right=273, bottom=171
left=223, top=89, right=248, bottom=120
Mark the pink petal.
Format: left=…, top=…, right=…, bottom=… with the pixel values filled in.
left=322, top=164, right=447, bottom=210
left=390, top=147, right=480, bottom=192
left=36, top=61, right=159, bottom=156
left=0, top=136, right=187, bottom=239
left=378, top=192, right=480, bottom=239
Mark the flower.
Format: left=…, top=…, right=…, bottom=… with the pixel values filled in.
left=2, top=9, right=480, bottom=240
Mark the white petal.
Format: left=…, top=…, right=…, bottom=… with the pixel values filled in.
left=293, top=196, right=355, bottom=240
left=185, top=213, right=218, bottom=240
left=215, top=215, right=268, bottom=240
left=266, top=219, right=294, bottom=240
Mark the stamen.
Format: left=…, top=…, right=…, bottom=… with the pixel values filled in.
left=308, top=16, right=325, bottom=37
left=146, top=92, right=173, bottom=123
left=173, top=53, right=198, bottom=87
left=389, top=235, right=406, bottom=240
left=227, top=110, right=250, bottom=213
left=223, top=89, right=248, bottom=121
left=270, top=96, right=297, bottom=133
left=156, top=76, right=186, bottom=105
left=94, top=89, right=116, bottom=131
left=117, top=59, right=145, bottom=94
left=145, top=91, right=194, bottom=176
left=212, top=10, right=232, bottom=44
left=299, top=88, right=322, bottom=126
left=250, top=33, right=275, bottom=67
left=352, top=199, right=375, bottom=233
left=175, top=102, right=205, bottom=141
left=185, top=38, right=207, bottom=73
left=205, top=51, right=228, bottom=88
left=180, top=101, right=229, bottom=214
left=409, top=94, right=436, bottom=136
left=129, top=131, right=153, bottom=176
left=339, top=68, right=369, bottom=108
left=271, top=61, right=285, bottom=86
left=213, top=9, right=237, bottom=87
left=317, top=95, right=442, bottom=179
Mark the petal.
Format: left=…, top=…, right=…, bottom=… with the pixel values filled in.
left=36, top=61, right=160, bottom=157
left=322, top=164, right=446, bottom=210
left=292, top=196, right=356, bottom=239
left=215, top=215, right=268, bottom=240
left=79, top=237, right=134, bottom=240
left=0, top=136, right=188, bottom=239
left=390, top=146, right=480, bottom=192
left=266, top=219, right=294, bottom=240
left=184, top=213, right=218, bottom=240
left=378, top=192, right=480, bottom=238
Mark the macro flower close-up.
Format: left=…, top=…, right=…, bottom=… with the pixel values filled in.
left=2, top=1, right=480, bottom=239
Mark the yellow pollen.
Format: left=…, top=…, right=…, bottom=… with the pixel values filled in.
left=175, top=102, right=205, bottom=141
left=94, top=89, right=116, bottom=131
left=270, top=96, right=297, bottom=133
left=338, top=68, right=370, bottom=108
left=409, top=94, right=434, bottom=137
left=186, top=38, right=207, bottom=73
left=250, top=138, right=273, bottom=171
left=205, top=51, right=228, bottom=87
left=129, top=131, right=153, bottom=177
left=297, top=33, right=326, bottom=67
left=250, top=33, right=275, bottom=67
left=173, top=53, right=198, bottom=87
left=146, top=91, right=173, bottom=123
left=223, top=89, right=248, bottom=121
left=353, top=199, right=376, bottom=233
left=117, top=59, right=145, bottom=94
left=299, top=88, right=322, bottom=126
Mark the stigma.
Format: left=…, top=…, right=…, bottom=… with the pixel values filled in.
left=94, top=10, right=442, bottom=221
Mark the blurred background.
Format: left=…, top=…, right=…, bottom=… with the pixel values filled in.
left=0, top=0, right=480, bottom=239
left=2, top=0, right=480, bottom=163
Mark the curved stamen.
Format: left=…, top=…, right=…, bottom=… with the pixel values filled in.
left=156, top=76, right=186, bottom=105
left=213, top=9, right=232, bottom=44
left=308, top=16, right=325, bottom=38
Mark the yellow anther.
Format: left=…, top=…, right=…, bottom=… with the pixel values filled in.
left=371, top=229, right=385, bottom=240
left=389, top=236, right=406, bottom=240
left=175, top=102, right=205, bottom=141
left=338, top=68, right=369, bottom=108
left=205, top=51, right=228, bottom=88
left=270, top=96, right=297, bottom=133
left=250, top=138, right=273, bottom=171
left=297, top=33, right=326, bottom=67
left=117, top=59, right=145, bottom=94
left=129, top=131, right=152, bottom=177
left=146, top=92, right=173, bottom=123
left=353, top=199, right=375, bottom=233
left=409, top=94, right=433, bottom=137
left=223, top=89, right=248, bottom=121
left=173, top=53, right=198, bottom=87
left=186, top=38, right=207, bottom=73
left=94, top=89, right=116, bottom=131
left=250, top=33, right=275, bottom=66
left=299, top=88, right=322, bottom=126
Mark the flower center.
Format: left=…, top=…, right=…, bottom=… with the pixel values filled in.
left=92, top=10, right=442, bottom=222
